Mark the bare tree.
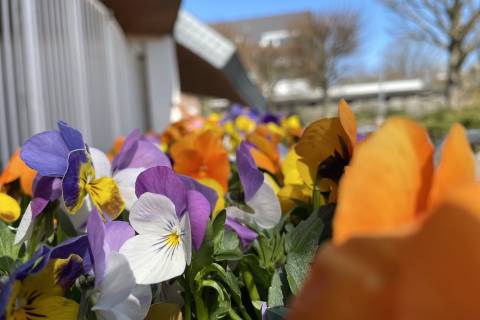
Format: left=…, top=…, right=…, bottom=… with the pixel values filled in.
left=381, top=0, right=480, bottom=105
left=381, top=38, right=441, bottom=81
left=290, top=12, right=360, bottom=105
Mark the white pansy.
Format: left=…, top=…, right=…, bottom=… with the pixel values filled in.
left=93, top=252, right=152, bottom=320
left=226, top=182, right=281, bottom=229
left=120, top=193, right=191, bottom=285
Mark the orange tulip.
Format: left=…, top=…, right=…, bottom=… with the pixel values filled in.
left=290, top=184, right=480, bottom=320
left=334, top=118, right=475, bottom=244
left=0, top=149, right=36, bottom=196
left=171, top=130, right=230, bottom=191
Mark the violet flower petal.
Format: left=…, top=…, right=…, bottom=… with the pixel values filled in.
left=104, top=221, right=135, bottom=253
left=180, top=175, right=218, bottom=211
left=31, top=176, right=62, bottom=217
left=237, top=142, right=263, bottom=202
left=20, top=131, right=69, bottom=177
left=225, top=217, right=257, bottom=248
left=58, top=121, right=85, bottom=151
left=186, top=190, right=211, bottom=251
left=87, top=208, right=107, bottom=284
left=135, top=166, right=187, bottom=216
left=112, top=129, right=170, bottom=172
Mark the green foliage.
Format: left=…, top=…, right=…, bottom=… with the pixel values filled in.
left=420, top=105, right=480, bottom=143
left=284, top=211, right=323, bottom=294
left=0, top=221, right=21, bottom=275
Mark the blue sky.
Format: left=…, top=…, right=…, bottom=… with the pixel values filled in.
left=181, top=0, right=394, bottom=73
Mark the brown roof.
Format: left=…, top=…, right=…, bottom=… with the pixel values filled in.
left=101, top=0, right=181, bottom=35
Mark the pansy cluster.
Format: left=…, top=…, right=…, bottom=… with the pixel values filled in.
left=1, top=100, right=480, bottom=320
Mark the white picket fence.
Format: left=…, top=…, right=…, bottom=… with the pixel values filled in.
left=0, top=0, right=148, bottom=166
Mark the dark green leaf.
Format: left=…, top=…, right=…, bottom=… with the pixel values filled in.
left=267, top=306, right=289, bottom=320
left=284, top=211, right=323, bottom=294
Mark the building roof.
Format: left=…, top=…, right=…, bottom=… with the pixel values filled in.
left=212, top=11, right=312, bottom=43
left=101, top=1, right=266, bottom=109
left=101, top=0, right=181, bottom=35
left=175, top=12, right=266, bottom=110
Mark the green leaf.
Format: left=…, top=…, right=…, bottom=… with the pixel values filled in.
left=268, top=269, right=288, bottom=308
left=284, top=210, right=323, bottom=294
left=266, top=306, right=289, bottom=320
left=0, top=222, right=20, bottom=274
left=254, top=228, right=286, bottom=271
left=214, top=229, right=243, bottom=261
left=55, top=209, right=78, bottom=239
left=241, top=254, right=273, bottom=296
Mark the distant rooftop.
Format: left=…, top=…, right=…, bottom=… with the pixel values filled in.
left=211, top=11, right=312, bottom=43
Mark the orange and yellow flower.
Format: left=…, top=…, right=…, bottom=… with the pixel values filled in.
left=334, top=118, right=474, bottom=244
left=0, top=149, right=37, bottom=222
left=0, top=149, right=37, bottom=196
left=290, top=184, right=480, bottom=320
left=171, top=130, right=230, bottom=191
left=290, top=118, right=480, bottom=319
left=295, top=99, right=357, bottom=200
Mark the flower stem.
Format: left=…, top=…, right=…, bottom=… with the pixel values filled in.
left=242, top=269, right=260, bottom=302
left=312, top=185, right=323, bottom=212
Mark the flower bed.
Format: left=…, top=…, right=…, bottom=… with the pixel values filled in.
left=1, top=100, right=478, bottom=319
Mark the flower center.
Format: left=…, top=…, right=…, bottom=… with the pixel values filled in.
left=166, top=230, right=181, bottom=247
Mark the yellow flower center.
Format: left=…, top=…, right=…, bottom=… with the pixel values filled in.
left=166, top=230, right=181, bottom=247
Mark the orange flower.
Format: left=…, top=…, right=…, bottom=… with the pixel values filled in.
left=247, top=130, right=280, bottom=175
left=171, top=130, right=230, bottom=191
left=295, top=99, right=356, bottom=195
left=107, top=135, right=125, bottom=160
left=161, top=117, right=208, bottom=146
left=333, top=118, right=475, bottom=244
left=0, top=149, right=36, bottom=196
left=290, top=184, right=480, bottom=320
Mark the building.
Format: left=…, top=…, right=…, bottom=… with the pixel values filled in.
left=212, top=11, right=313, bottom=98
left=0, top=0, right=265, bottom=166
left=213, top=11, right=311, bottom=48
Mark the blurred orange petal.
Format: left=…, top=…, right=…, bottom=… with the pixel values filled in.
left=20, top=168, right=36, bottom=196
left=173, top=150, right=203, bottom=177
left=171, top=130, right=230, bottom=191
left=204, top=152, right=230, bottom=191
left=0, top=150, right=23, bottom=185
left=0, top=149, right=36, bottom=196
left=334, top=118, right=434, bottom=244
left=250, top=147, right=277, bottom=174
left=295, top=118, right=344, bottom=164
left=428, top=123, right=475, bottom=210
left=291, top=187, right=480, bottom=319
left=247, top=132, right=279, bottom=164
left=338, top=99, right=357, bottom=153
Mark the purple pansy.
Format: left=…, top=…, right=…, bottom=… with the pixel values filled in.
left=31, top=175, right=62, bottom=217
left=87, top=209, right=134, bottom=285
left=0, top=236, right=91, bottom=317
left=21, top=121, right=85, bottom=177
left=226, top=142, right=281, bottom=229
left=87, top=209, right=151, bottom=319
left=225, top=217, right=258, bottom=248
left=111, top=129, right=171, bottom=173
left=237, top=143, right=264, bottom=202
